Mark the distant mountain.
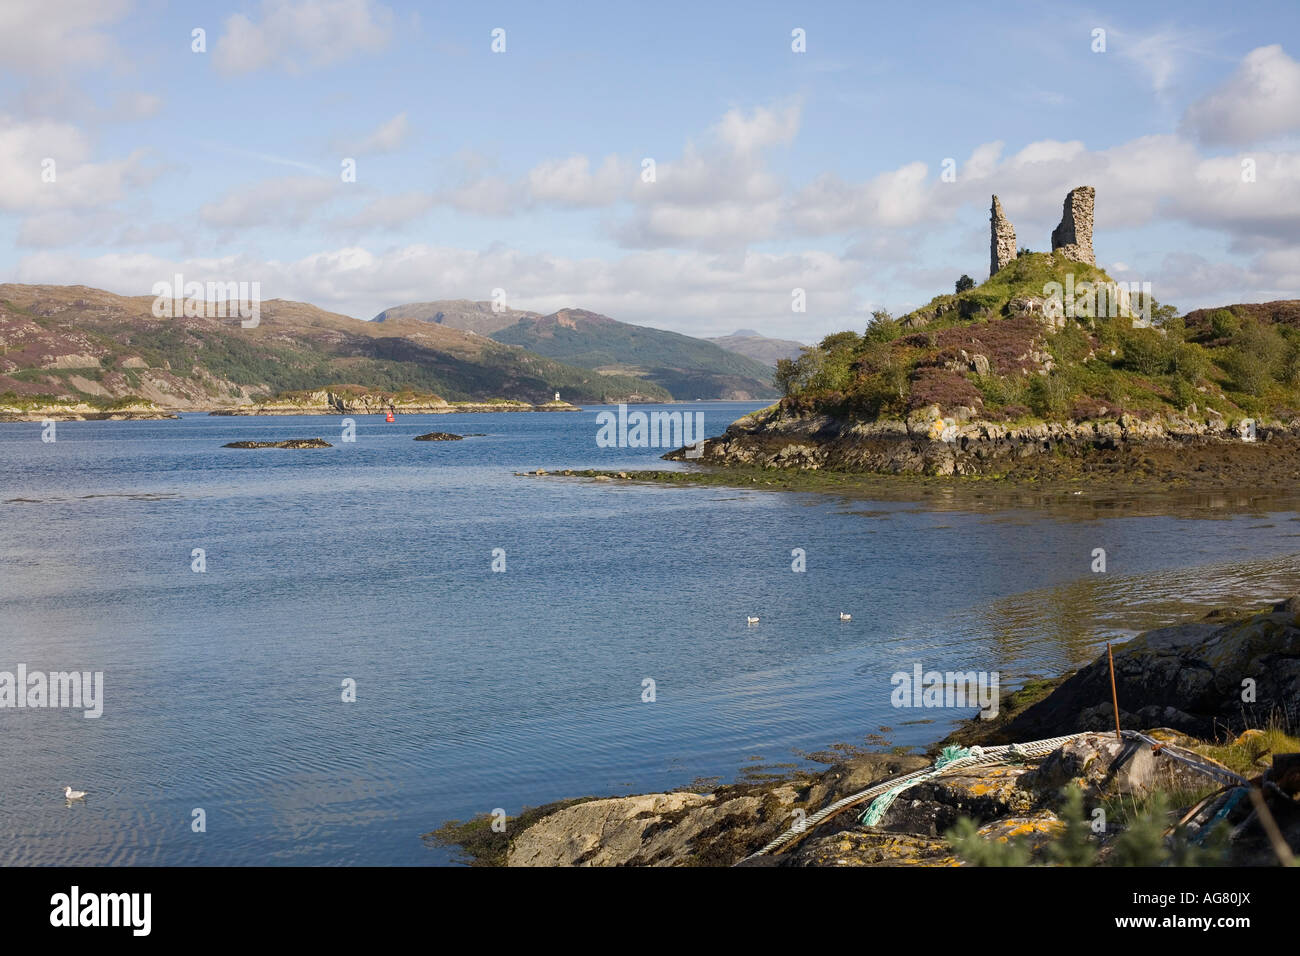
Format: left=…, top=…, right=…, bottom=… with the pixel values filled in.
left=376, top=302, right=778, bottom=400
left=373, top=299, right=537, bottom=336
left=0, top=285, right=668, bottom=412
left=707, top=330, right=807, bottom=366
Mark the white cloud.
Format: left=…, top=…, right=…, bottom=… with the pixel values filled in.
left=1181, top=45, right=1300, bottom=146
left=0, top=0, right=129, bottom=75
left=526, top=155, right=630, bottom=206
left=332, top=191, right=434, bottom=230
left=199, top=176, right=339, bottom=228
left=1113, top=26, right=1218, bottom=97
left=344, top=112, right=409, bottom=154
left=0, top=116, right=156, bottom=212
left=714, top=100, right=802, bottom=154
left=213, top=0, right=394, bottom=75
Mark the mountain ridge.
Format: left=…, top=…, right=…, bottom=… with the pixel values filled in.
left=0, top=283, right=670, bottom=414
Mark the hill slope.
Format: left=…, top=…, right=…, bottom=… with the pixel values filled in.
left=374, top=301, right=778, bottom=400
left=0, top=284, right=668, bottom=412
left=489, top=308, right=778, bottom=400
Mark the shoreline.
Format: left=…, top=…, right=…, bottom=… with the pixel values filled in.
left=428, top=599, right=1300, bottom=867
left=534, top=465, right=1300, bottom=519
left=0, top=402, right=583, bottom=421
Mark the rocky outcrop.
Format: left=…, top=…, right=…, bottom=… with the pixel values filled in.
left=222, top=438, right=332, bottom=449
left=1050, top=186, right=1096, bottom=266
left=992, top=600, right=1300, bottom=741
left=414, top=432, right=464, bottom=441
left=989, top=195, right=1017, bottom=277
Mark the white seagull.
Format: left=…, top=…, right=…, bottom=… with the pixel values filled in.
left=839, top=612, right=852, bottom=621
left=64, top=786, right=87, bottom=801
left=746, top=616, right=760, bottom=625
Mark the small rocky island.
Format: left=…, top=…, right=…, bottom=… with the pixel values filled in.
left=414, top=432, right=464, bottom=441
left=222, top=438, right=332, bottom=449
left=663, top=187, right=1300, bottom=486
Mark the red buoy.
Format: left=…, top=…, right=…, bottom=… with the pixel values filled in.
left=385, top=412, right=395, bottom=423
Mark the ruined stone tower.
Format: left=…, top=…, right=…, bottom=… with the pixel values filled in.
left=1050, top=186, right=1096, bottom=266
left=989, top=195, right=1017, bottom=277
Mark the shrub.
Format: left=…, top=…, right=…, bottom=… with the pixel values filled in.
left=864, top=309, right=901, bottom=344
left=1170, top=342, right=1208, bottom=382
left=955, top=274, right=976, bottom=293
left=1027, top=373, right=1070, bottom=417
left=1119, top=328, right=1172, bottom=376
left=907, top=367, right=983, bottom=412
left=1210, top=309, right=1240, bottom=340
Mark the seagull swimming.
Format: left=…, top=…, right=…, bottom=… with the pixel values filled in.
left=839, top=612, right=852, bottom=621
left=746, top=616, right=760, bottom=625
left=64, top=786, right=86, bottom=801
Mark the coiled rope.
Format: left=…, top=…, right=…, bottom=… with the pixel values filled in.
left=736, top=732, right=1089, bottom=863
left=736, top=729, right=1249, bottom=864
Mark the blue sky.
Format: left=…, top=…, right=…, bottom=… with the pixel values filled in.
left=2, top=0, right=1298, bottom=341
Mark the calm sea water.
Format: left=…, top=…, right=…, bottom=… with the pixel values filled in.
left=2, top=402, right=1298, bottom=865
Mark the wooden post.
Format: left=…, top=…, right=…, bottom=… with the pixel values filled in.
left=1107, top=642, right=1122, bottom=742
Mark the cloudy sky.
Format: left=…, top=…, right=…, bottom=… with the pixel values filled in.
left=2, top=0, right=1298, bottom=341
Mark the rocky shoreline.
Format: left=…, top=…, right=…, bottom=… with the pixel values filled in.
left=429, top=601, right=1300, bottom=867
left=0, top=406, right=179, bottom=422
left=207, top=390, right=581, bottom=416
left=663, top=404, right=1300, bottom=488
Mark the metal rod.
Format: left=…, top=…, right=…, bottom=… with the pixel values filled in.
left=1108, top=642, right=1122, bottom=742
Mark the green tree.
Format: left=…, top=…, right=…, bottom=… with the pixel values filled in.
left=864, top=309, right=900, bottom=344
left=955, top=274, right=975, bottom=293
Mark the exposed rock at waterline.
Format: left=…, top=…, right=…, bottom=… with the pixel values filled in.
left=222, top=438, right=332, bottom=449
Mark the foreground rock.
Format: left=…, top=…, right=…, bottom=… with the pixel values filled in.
left=988, top=599, right=1300, bottom=742
left=222, top=438, right=332, bottom=449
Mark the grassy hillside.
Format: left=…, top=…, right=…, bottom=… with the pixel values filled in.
left=775, top=253, right=1300, bottom=425
left=0, top=285, right=668, bottom=410
left=489, top=308, right=778, bottom=400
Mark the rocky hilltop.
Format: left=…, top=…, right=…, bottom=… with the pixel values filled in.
left=431, top=601, right=1300, bottom=867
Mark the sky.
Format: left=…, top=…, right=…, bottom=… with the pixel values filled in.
left=1, top=0, right=1298, bottom=342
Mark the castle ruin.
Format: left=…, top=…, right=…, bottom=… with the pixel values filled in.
left=990, top=196, right=1017, bottom=277
left=988, top=185, right=1096, bottom=277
